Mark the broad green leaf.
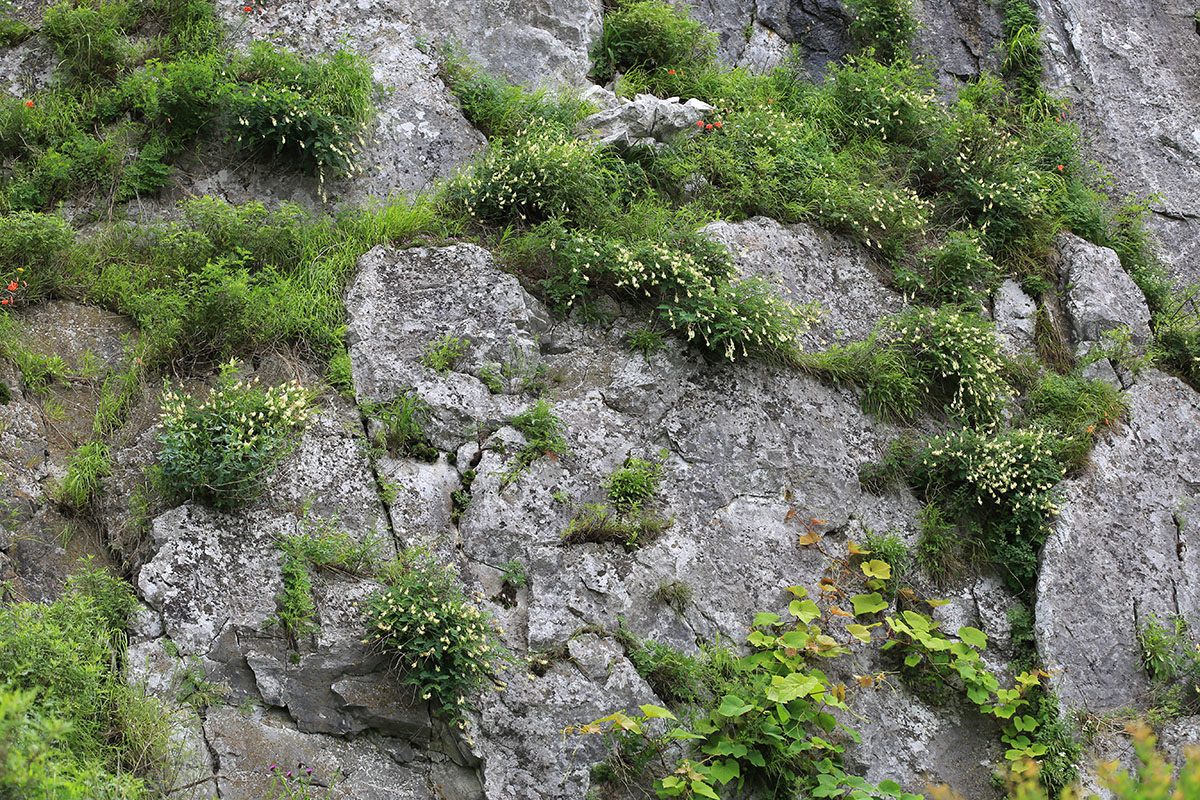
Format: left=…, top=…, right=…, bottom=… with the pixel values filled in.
left=877, top=779, right=904, bottom=797
left=861, top=559, right=892, bottom=580
left=691, top=779, right=719, bottom=799
left=766, top=673, right=821, bottom=703
left=753, top=612, right=781, bottom=627
left=1014, top=714, right=1038, bottom=732
left=668, top=727, right=705, bottom=740
left=716, top=695, right=754, bottom=717
left=639, top=704, right=675, bottom=720
left=904, top=653, right=922, bottom=667
left=709, top=758, right=740, bottom=785
left=791, top=598, right=821, bottom=623
left=957, top=625, right=987, bottom=649
left=780, top=630, right=810, bottom=649
left=851, top=592, right=887, bottom=615
left=786, top=584, right=809, bottom=598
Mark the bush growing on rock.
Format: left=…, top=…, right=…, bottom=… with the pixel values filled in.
left=589, top=0, right=717, bottom=86
left=365, top=548, right=509, bottom=723
left=156, top=362, right=311, bottom=509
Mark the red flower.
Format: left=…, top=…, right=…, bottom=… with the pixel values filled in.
left=1056, top=164, right=1064, bottom=171
left=668, top=69, right=676, bottom=75
left=6, top=281, right=16, bottom=292
left=767, top=99, right=773, bottom=104
left=696, top=120, right=704, bottom=127
left=714, top=121, right=722, bottom=128
left=1, top=299, right=8, bottom=306
left=243, top=4, right=251, bottom=11
left=705, top=123, right=713, bottom=130
left=24, top=100, right=32, bottom=108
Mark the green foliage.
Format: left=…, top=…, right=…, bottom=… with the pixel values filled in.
left=228, top=44, right=375, bottom=184
left=908, top=427, right=1065, bottom=593
left=156, top=364, right=311, bottom=509
left=531, top=220, right=817, bottom=361
left=440, top=47, right=594, bottom=139
left=894, top=231, right=1001, bottom=305
left=590, top=0, right=717, bottom=86
left=1024, top=370, right=1126, bottom=471
left=861, top=531, right=909, bottom=597
left=1137, top=614, right=1200, bottom=697
left=421, top=334, right=469, bottom=375
left=500, top=558, right=528, bottom=589
left=652, top=581, right=693, bottom=613
left=915, top=503, right=958, bottom=586
left=325, top=349, right=355, bottom=398
left=616, top=622, right=719, bottom=707
left=364, top=547, right=509, bottom=722
left=366, top=390, right=437, bottom=461
left=0, top=212, right=73, bottom=301
left=0, top=560, right=162, bottom=798
left=56, top=441, right=112, bottom=511
left=42, top=0, right=134, bottom=82
left=0, top=6, right=31, bottom=46
left=604, top=453, right=666, bottom=512
left=274, top=540, right=317, bottom=642
left=807, top=306, right=1008, bottom=426
left=446, top=122, right=624, bottom=226
left=561, top=501, right=673, bottom=550
left=844, top=0, right=919, bottom=65
left=502, top=399, right=569, bottom=486
left=626, top=326, right=665, bottom=360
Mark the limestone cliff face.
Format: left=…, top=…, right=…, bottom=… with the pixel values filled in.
left=3, top=1, right=1200, bottom=799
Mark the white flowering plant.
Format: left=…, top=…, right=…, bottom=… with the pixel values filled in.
left=365, top=547, right=509, bottom=723
left=909, top=426, right=1066, bottom=592
left=156, top=362, right=311, bottom=509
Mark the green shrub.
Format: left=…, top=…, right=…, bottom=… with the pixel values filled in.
left=42, top=0, right=134, bottom=81
left=909, top=426, right=1065, bottom=593
left=274, top=541, right=317, bottom=642
left=440, top=48, right=595, bottom=138
left=446, top=122, right=622, bottom=226
left=364, top=547, right=509, bottom=723
left=861, top=530, right=909, bottom=596
left=0, top=211, right=73, bottom=301
left=590, top=0, right=717, bottom=86
left=1025, top=370, right=1126, bottom=470
left=616, top=623, right=714, bottom=707
left=421, top=334, right=469, bottom=375
left=561, top=501, right=672, bottom=550
left=501, top=399, right=568, bottom=486
left=228, top=44, right=375, bottom=184
left=604, top=454, right=665, bottom=513
left=894, top=230, right=1001, bottom=305
left=0, top=560, right=158, bottom=799
left=156, top=364, right=311, bottom=509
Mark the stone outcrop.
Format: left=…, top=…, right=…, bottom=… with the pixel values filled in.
left=1055, top=232, right=1153, bottom=349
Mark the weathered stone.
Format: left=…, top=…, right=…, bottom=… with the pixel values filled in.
left=705, top=217, right=906, bottom=348
left=1038, top=0, right=1200, bottom=284
left=1056, top=232, right=1152, bottom=347
left=913, top=0, right=1005, bottom=95
left=1037, top=371, right=1200, bottom=713
left=204, top=706, right=433, bottom=800
left=576, top=94, right=712, bottom=151
left=992, top=278, right=1037, bottom=356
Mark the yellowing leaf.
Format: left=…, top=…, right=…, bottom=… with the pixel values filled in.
left=798, top=530, right=821, bottom=546
left=829, top=605, right=854, bottom=617
left=784, top=508, right=797, bottom=522
left=786, top=584, right=809, bottom=599
left=639, top=704, right=676, bottom=720
left=846, top=624, right=873, bottom=643
left=861, top=559, right=892, bottom=580
left=847, top=541, right=870, bottom=555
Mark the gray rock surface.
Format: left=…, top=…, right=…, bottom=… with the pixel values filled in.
left=1037, top=370, right=1200, bottom=714
left=705, top=216, right=906, bottom=348
left=913, top=0, right=1005, bottom=94
left=343, top=238, right=1009, bottom=796
left=1038, top=0, right=1200, bottom=284
left=577, top=94, right=712, bottom=151
left=992, top=279, right=1038, bottom=356
left=1056, top=232, right=1152, bottom=348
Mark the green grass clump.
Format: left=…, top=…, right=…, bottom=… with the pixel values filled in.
left=439, top=46, right=595, bottom=139
left=156, top=364, right=311, bottom=509
left=56, top=441, right=112, bottom=511
left=364, top=547, right=509, bottom=723
left=604, top=454, right=665, bottom=513
left=589, top=0, right=717, bottom=86
left=365, top=390, right=438, bottom=461
left=502, top=399, right=569, bottom=486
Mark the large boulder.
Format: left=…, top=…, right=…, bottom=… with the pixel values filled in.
left=1037, top=370, right=1200, bottom=713
left=1055, top=232, right=1152, bottom=348
left=1038, top=0, right=1200, bottom=284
